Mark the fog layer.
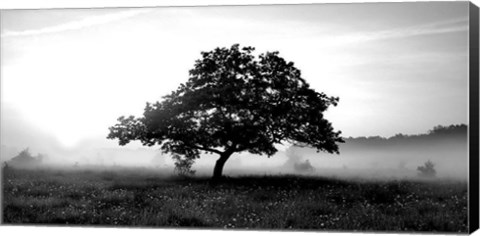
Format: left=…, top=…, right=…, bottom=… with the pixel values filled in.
left=1, top=107, right=468, bottom=181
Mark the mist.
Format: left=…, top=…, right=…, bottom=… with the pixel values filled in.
left=1, top=104, right=468, bottom=181
left=0, top=105, right=169, bottom=169
left=171, top=124, right=469, bottom=180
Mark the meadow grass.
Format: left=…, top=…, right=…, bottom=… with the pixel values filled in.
left=1, top=167, right=468, bottom=232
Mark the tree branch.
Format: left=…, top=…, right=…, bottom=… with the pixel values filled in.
left=191, top=144, right=223, bottom=155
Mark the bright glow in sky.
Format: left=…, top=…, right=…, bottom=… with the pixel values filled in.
left=0, top=2, right=469, bottom=148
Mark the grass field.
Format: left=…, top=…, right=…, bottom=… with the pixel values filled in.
left=1, top=167, right=468, bottom=232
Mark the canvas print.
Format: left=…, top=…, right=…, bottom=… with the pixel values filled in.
left=0, top=2, right=478, bottom=233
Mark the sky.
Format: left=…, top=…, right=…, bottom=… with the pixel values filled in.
left=0, top=2, right=470, bottom=149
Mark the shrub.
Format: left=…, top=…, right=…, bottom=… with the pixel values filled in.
left=294, top=159, right=314, bottom=173
left=417, top=160, right=436, bottom=178
left=173, top=154, right=196, bottom=177
left=7, top=148, right=43, bottom=169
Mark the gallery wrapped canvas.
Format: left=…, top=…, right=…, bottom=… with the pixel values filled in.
left=0, top=1, right=479, bottom=234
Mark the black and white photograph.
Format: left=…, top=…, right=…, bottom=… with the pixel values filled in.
left=0, top=0, right=479, bottom=234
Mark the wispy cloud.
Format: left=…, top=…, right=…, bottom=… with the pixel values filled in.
left=1, top=9, right=152, bottom=38
left=337, top=17, right=468, bottom=44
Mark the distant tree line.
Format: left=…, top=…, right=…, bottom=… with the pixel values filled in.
left=344, top=124, right=467, bottom=147
left=427, top=124, right=467, bottom=136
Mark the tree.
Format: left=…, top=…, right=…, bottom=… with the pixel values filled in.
left=8, top=148, right=43, bottom=168
left=294, top=159, right=315, bottom=173
left=417, top=160, right=436, bottom=178
left=108, top=44, right=344, bottom=179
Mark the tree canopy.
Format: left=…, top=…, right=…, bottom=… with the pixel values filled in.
left=108, top=44, right=344, bottom=178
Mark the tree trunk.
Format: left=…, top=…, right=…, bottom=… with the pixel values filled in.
left=212, top=151, right=233, bottom=179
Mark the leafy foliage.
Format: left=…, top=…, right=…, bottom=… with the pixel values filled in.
left=108, top=44, right=343, bottom=177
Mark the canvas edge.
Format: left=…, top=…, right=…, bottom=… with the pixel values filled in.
left=469, top=1, right=480, bottom=234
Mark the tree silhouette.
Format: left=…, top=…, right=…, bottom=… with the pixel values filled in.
left=8, top=148, right=43, bottom=168
left=417, top=160, right=436, bottom=178
left=108, top=44, right=344, bottom=179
